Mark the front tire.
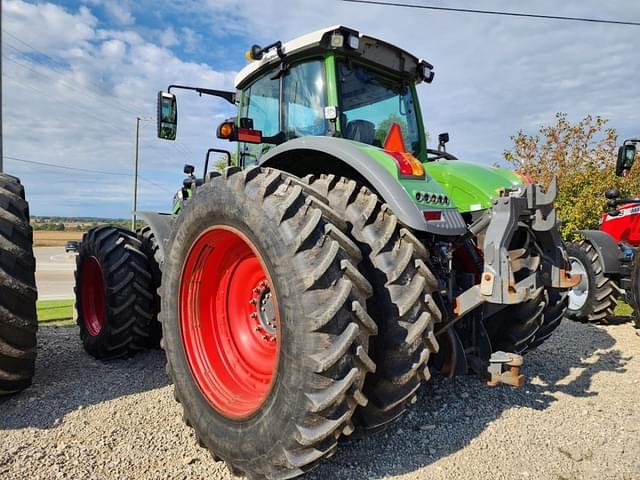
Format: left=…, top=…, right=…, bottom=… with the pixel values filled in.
left=75, top=226, right=155, bottom=360
left=566, top=241, right=620, bottom=323
left=161, top=167, right=376, bottom=479
left=0, top=174, right=37, bottom=395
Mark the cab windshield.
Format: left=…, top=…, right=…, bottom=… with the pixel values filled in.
left=337, top=61, right=421, bottom=155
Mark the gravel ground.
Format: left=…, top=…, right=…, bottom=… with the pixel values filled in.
left=1, top=319, right=639, bottom=480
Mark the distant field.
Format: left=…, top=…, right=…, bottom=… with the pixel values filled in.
left=37, top=299, right=74, bottom=325
left=33, top=230, right=85, bottom=247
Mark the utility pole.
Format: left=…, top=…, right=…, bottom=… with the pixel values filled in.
left=131, top=116, right=140, bottom=230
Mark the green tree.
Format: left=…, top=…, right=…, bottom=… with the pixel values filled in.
left=213, top=151, right=238, bottom=172
left=504, top=112, right=639, bottom=240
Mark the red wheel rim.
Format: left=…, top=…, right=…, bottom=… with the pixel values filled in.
left=80, top=256, right=106, bottom=336
left=180, top=226, right=280, bottom=419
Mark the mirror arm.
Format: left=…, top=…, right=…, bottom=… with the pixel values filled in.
left=204, top=148, right=233, bottom=177
left=168, top=85, right=237, bottom=105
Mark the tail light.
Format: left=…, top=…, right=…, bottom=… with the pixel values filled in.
left=384, top=123, right=425, bottom=178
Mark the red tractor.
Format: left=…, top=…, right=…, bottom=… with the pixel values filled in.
left=566, top=139, right=639, bottom=326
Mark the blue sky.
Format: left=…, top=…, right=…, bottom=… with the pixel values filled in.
left=3, top=0, right=640, bottom=217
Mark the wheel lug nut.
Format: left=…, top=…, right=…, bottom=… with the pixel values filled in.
left=249, top=299, right=257, bottom=305
left=250, top=313, right=257, bottom=319
left=253, top=288, right=260, bottom=293
left=262, top=335, right=268, bottom=340
left=254, top=326, right=262, bottom=331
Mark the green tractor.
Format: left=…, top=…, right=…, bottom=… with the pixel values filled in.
left=74, top=26, right=577, bottom=478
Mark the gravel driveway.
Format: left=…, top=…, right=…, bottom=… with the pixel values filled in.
left=1, top=319, right=638, bottom=480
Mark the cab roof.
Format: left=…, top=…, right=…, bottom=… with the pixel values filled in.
left=234, top=26, right=434, bottom=89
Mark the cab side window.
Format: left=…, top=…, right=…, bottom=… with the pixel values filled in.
left=283, top=60, right=326, bottom=139
left=239, top=73, right=280, bottom=167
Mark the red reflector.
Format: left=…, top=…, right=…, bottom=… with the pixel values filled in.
left=423, top=211, right=442, bottom=222
left=383, top=122, right=407, bottom=153
left=237, top=128, right=262, bottom=143
left=388, top=151, right=414, bottom=176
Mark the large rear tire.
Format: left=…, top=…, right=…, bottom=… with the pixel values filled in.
left=0, top=174, right=37, bottom=395
left=161, top=167, right=376, bottom=479
left=303, top=174, right=441, bottom=433
left=565, top=241, right=620, bottom=322
left=75, top=226, right=155, bottom=360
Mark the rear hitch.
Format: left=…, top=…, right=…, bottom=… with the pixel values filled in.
left=452, top=177, right=579, bottom=320
left=487, top=351, right=524, bottom=387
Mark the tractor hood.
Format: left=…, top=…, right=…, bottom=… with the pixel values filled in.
left=425, top=161, right=523, bottom=213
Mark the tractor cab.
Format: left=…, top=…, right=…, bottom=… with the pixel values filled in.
left=158, top=27, right=533, bottom=220
left=601, top=139, right=640, bottom=245
left=615, top=139, right=638, bottom=177
left=158, top=27, right=441, bottom=167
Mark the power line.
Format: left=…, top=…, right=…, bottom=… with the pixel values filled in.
left=2, top=29, right=196, bottom=156
left=3, top=30, right=204, bottom=165
left=4, top=155, right=130, bottom=176
left=3, top=31, right=199, bottom=159
left=340, top=0, right=640, bottom=26
left=3, top=155, right=173, bottom=193
left=2, top=66, right=131, bottom=137
left=2, top=32, right=143, bottom=117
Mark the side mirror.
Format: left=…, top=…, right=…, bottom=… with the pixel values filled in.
left=438, top=132, right=449, bottom=152
left=616, top=143, right=636, bottom=177
left=157, top=91, right=177, bottom=140
left=605, top=188, right=620, bottom=200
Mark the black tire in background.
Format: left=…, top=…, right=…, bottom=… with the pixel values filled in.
left=526, top=288, right=568, bottom=351
left=565, top=241, right=620, bottom=323
left=74, top=225, right=154, bottom=360
left=303, top=174, right=441, bottom=433
left=0, top=174, right=37, bottom=395
left=630, top=257, right=640, bottom=329
left=481, top=228, right=546, bottom=354
left=138, top=226, right=163, bottom=348
left=161, top=167, right=376, bottom=479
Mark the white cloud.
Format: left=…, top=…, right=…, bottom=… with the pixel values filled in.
left=3, top=0, right=640, bottom=217
left=180, top=27, right=202, bottom=53
left=3, top=0, right=237, bottom=217
left=181, top=0, right=640, bottom=162
left=159, top=27, right=178, bottom=47
left=85, top=0, right=135, bottom=25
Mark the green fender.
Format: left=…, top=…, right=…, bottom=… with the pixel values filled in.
left=259, top=136, right=468, bottom=235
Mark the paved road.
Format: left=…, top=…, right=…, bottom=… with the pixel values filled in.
left=35, top=247, right=76, bottom=300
